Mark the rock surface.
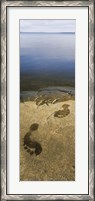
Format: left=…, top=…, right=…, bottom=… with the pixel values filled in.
left=20, top=99, right=75, bottom=181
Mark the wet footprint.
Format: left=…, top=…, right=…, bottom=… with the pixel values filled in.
left=54, top=109, right=70, bottom=118
left=54, top=104, right=70, bottom=118
left=23, top=123, right=42, bottom=156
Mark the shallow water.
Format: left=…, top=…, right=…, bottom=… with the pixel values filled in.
left=20, top=86, right=75, bottom=102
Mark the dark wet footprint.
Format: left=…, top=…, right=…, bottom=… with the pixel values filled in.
left=24, top=145, right=27, bottom=150
left=30, top=123, right=39, bottom=131
left=23, top=130, right=42, bottom=156
left=54, top=108, right=70, bottom=118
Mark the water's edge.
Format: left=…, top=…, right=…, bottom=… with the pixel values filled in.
left=20, top=86, right=75, bottom=102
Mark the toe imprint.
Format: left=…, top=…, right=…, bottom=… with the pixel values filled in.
left=24, top=145, right=27, bottom=149
left=30, top=151, right=34, bottom=155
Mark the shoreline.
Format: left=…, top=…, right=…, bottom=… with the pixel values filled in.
left=20, top=86, right=75, bottom=103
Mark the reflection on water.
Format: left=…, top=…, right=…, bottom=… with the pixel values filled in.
left=20, top=32, right=75, bottom=91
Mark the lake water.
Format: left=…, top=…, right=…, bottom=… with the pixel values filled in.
left=20, top=32, right=75, bottom=91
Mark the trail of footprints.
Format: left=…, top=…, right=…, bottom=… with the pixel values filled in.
left=23, top=104, right=70, bottom=156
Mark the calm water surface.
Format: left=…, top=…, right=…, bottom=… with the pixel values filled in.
left=20, top=32, right=75, bottom=91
